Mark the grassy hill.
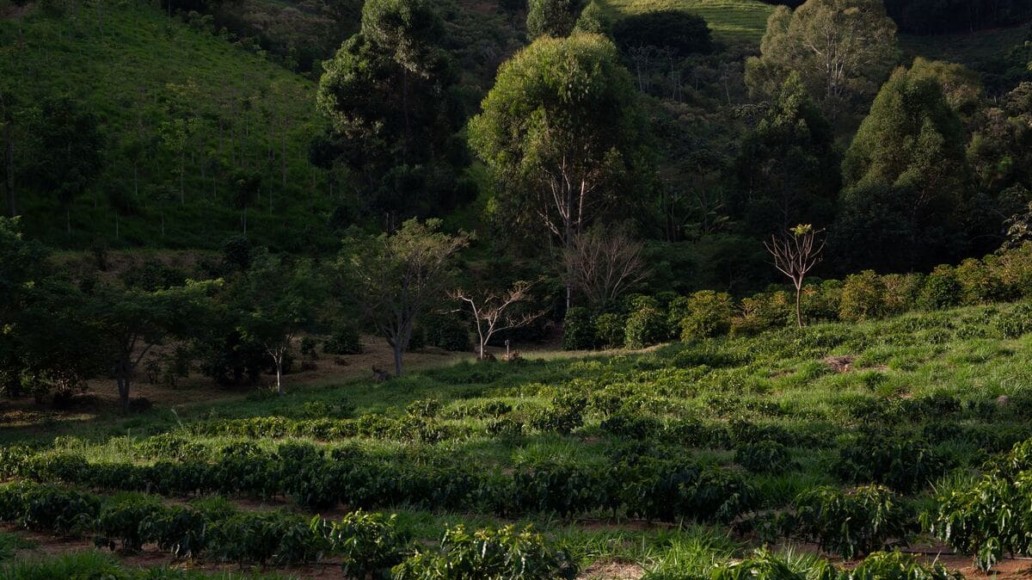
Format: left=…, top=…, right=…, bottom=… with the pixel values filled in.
left=0, top=0, right=334, bottom=251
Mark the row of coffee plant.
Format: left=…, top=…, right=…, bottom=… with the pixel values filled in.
left=564, top=243, right=1032, bottom=349
left=0, top=481, right=576, bottom=578
left=0, top=443, right=752, bottom=521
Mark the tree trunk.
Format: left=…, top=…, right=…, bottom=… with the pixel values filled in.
left=3, top=120, right=14, bottom=217
left=116, top=355, right=131, bottom=412
left=275, top=355, right=283, bottom=396
left=392, top=343, right=404, bottom=377
left=794, top=282, right=803, bottom=328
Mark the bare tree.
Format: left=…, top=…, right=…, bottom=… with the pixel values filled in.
left=452, top=281, right=543, bottom=360
left=563, top=228, right=648, bottom=311
left=764, top=224, right=826, bottom=328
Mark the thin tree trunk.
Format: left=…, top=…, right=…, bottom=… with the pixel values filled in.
left=795, top=283, right=803, bottom=328
left=392, top=343, right=403, bottom=377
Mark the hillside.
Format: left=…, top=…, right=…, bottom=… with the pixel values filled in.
left=0, top=0, right=333, bottom=251
left=599, top=0, right=773, bottom=44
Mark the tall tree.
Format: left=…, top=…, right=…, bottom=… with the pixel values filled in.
left=745, top=0, right=897, bottom=123
left=733, top=73, right=840, bottom=234
left=836, top=60, right=969, bottom=272
left=317, top=0, right=459, bottom=217
left=342, top=219, right=468, bottom=376
left=526, top=0, right=584, bottom=39
left=469, top=33, right=650, bottom=308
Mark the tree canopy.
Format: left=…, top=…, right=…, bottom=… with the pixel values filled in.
left=746, top=0, right=898, bottom=123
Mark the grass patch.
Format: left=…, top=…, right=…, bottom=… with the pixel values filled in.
left=598, top=0, right=773, bottom=44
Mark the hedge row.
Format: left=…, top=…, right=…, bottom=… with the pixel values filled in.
left=565, top=243, right=1032, bottom=348
left=0, top=481, right=575, bottom=578
left=0, top=443, right=752, bottom=522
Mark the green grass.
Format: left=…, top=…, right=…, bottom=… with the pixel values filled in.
left=0, top=2, right=333, bottom=251
left=598, top=0, right=774, bottom=44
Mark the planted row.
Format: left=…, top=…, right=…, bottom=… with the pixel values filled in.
left=1, top=443, right=753, bottom=523
left=0, top=482, right=576, bottom=578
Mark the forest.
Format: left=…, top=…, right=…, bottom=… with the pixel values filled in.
left=2, top=0, right=1032, bottom=577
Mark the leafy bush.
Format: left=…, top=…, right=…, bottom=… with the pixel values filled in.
left=611, top=10, right=713, bottom=56
left=324, top=323, right=363, bottom=355
left=562, top=307, right=595, bottom=350
left=881, top=273, right=924, bottom=315
left=679, top=290, right=733, bottom=342
left=96, top=493, right=167, bottom=552
left=0, top=482, right=100, bottom=536
left=530, top=392, right=587, bottom=435
left=835, top=431, right=948, bottom=494
left=735, top=440, right=794, bottom=474
left=422, top=311, right=471, bottom=352
left=207, top=511, right=321, bottom=565
left=593, top=312, right=625, bottom=349
left=710, top=548, right=837, bottom=580
left=954, top=258, right=1004, bottom=305
left=139, top=505, right=208, bottom=558
left=732, top=292, right=791, bottom=336
left=625, top=297, right=667, bottom=349
left=392, top=524, right=577, bottom=580
left=994, top=303, right=1032, bottom=338
left=793, top=485, right=913, bottom=560
left=839, top=270, right=886, bottom=322
left=324, top=511, right=408, bottom=578
left=927, top=438, right=1032, bottom=571
left=918, top=265, right=963, bottom=310
left=847, top=550, right=962, bottom=580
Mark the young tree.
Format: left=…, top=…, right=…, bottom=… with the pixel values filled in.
left=765, top=224, right=825, bottom=328
left=562, top=227, right=648, bottom=312
left=469, top=33, right=650, bottom=308
left=86, top=281, right=213, bottom=411
left=237, top=252, right=325, bottom=395
left=745, top=0, right=897, bottom=123
left=343, top=219, right=468, bottom=376
left=452, top=281, right=542, bottom=360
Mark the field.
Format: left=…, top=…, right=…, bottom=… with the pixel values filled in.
left=598, top=0, right=774, bottom=44
left=4, top=299, right=1032, bottom=577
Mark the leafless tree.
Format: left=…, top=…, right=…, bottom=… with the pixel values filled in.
left=563, top=228, right=648, bottom=311
left=765, top=224, right=826, bottom=328
left=452, top=281, right=543, bottom=360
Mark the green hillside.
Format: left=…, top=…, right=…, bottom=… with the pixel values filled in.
left=0, top=0, right=333, bottom=251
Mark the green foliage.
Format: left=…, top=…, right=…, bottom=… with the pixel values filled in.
left=839, top=270, right=886, bottom=322
left=793, top=485, right=913, bottom=560
left=928, top=438, right=1032, bottom=571
left=526, top=0, right=584, bottom=38
left=625, top=297, right=668, bottom=349
left=918, top=265, right=963, bottom=311
left=593, top=312, right=626, bottom=349
left=679, top=290, right=734, bottom=342
left=324, top=511, right=408, bottom=578
left=847, top=551, right=962, bottom=580
left=324, top=323, right=364, bottom=355
left=96, top=493, right=167, bottom=552
left=208, top=511, right=322, bottom=565
left=392, top=524, right=578, bottom=579
left=422, top=310, right=472, bottom=352
left=0, top=482, right=100, bottom=536
left=562, top=307, right=596, bottom=350
left=710, top=548, right=837, bottom=580
left=835, top=431, right=948, bottom=494
left=611, top=11, right=712, bottom=56
left=735, top=440, right=794, bottom=474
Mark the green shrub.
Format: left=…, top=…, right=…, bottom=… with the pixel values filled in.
left=324, top=323, right=363, bottom=355
left=0, top=482, right=100, bottom=536
left=927, top=438, right=1032, bottom=571
left=208, top=511, right=321, bottom=565
left=732, top=292, right=791, bottom=336
left=530, top=392, right=587, bottom=435
left=625, top=297, right=667, bottom=349
left=562, top=307, right=596, bottom=350
left=986, top=244, right=1032, bottom=298
left=593, top=312, right=626, bottom=349
left=994, top=303, right=1032, bottom=338
left=139, top=505, right=208, bottom=559
left=679, top=290, right=733, bottom=342
left=392, top=524, right=577, bottom=580
left=881, top=273, right=924, bottom=315
left=835, top=431, right=948, bottom=494
left=324, top=511, right=408, bottom=578
left=793, top=485, right=913, bottom=560
left=96, top=493, right=167, bottom=552
left=422, top=311, right=471, bottom=352
left=710, top=548, right=837, bottom=580
left=802, top=279, right=842, bottom=323
left=735, top=440, right=794, bottom=474
left=839, top=270, right=886, bottom=322
left=954, top=258, right=1004, bottom=305
left=848, top=550, right=962, bottom=580
left=918, top=265, right=963, bottom=310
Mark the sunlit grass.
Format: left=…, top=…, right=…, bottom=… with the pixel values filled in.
left=598, top=0, right=773, bottom=44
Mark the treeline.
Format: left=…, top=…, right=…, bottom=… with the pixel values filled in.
left=761, top=0, right=1032, bottom=34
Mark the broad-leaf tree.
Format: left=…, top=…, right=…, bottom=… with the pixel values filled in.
left=836, top=59, right=969, bottom=271
left=745, top=0, right=897, bottom=123
left=527, top=0, right=584, bottom=39
left=343, top=219, right=468, bottom=376
left=469, top=33, right=649, bottom=308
